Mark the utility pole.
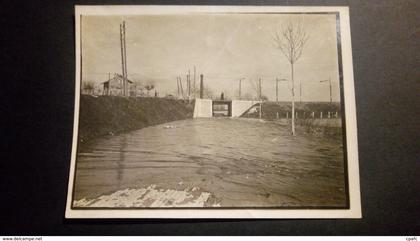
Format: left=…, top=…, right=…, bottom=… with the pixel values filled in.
left=186, top=73, right=189, bottom=100
left=119, top=23, right=125, bottom=96
left=123, top=21, right=128, bottom=96
left=200, top=74, right=204, bottom=99
left=238, top=77, right=245, bottom=100
left=105, top=72, right=110, bottom=95
left=176, top=77, right=180, bottom=97
left=119, top=21, right=128, bottom=96
left=186, top=76, right=188, bottom=98
left=320, top=77, right=332, bottom=103
left=187, top=69, right=191, bottom=100
left=329, top=76, right=332, bottom=103
left=193, top=66, right=196, bottom=98
left=259, top=77, right=262, bottom=119
left=239, top=78, right=242, bottom=100
left=179, top=76, right=184, bottom=99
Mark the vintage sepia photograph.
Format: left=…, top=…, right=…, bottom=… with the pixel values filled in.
left=66, top=6, right=361, bottom=218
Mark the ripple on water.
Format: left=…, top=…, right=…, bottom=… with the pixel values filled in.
left=74, top=118, right=346, bottom=207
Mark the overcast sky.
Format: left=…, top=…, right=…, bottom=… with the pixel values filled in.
left=82, top=13, right=341, bottom=102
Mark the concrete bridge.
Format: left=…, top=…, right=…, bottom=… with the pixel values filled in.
left=193, top=99, right=261, bottom=118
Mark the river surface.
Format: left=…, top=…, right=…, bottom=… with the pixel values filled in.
left=73, top=118, right=346, bottom=207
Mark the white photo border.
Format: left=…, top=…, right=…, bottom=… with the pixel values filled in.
left=66, top=5, right=361, bottom=219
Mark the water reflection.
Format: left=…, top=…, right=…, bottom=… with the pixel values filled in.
left=117, top=134, right=128, bottom=188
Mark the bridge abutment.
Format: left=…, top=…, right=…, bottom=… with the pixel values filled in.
left=193, top=99, right=213, bottom=118
left=231, top=100, right=259, bottom=117
left=193, top=99, right=260, bottom=118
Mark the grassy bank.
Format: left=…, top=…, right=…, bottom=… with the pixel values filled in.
left=296, top=118, right=343, bottom=137
left=269, top=118, right=343, bottom=137
left=242, top=101, right=341, bottom=120
left=242, top=101, right=343, bottom=137
left=78, top=95, right=194, bottom=142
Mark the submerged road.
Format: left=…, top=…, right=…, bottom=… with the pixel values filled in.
left=73, top=118, right=346, bottom=208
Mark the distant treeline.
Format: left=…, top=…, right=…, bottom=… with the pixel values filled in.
left=78, top=95, right=194, bottom=142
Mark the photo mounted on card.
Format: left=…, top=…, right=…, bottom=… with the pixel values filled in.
left=66, top=5, right=361, bottom=218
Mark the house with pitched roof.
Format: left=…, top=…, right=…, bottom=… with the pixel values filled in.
left=102, top=73, right=134, bottom=96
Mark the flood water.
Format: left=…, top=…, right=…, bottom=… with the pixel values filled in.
left=73, top=118, right=347, bottom=207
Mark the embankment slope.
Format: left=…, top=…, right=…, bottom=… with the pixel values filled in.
left=78, top=95, right=194, bottom=141
left=243, top=101, right=341, bottom=119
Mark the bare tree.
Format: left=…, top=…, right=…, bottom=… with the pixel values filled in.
left=249, top=78, right=262, bottom=100
left=82, top=81, right=95, bottom=95
left=273, top=21, right=308, bottom=135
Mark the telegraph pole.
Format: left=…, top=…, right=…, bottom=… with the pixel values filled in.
left=329, top=76, right=332, bottom=103
left=176, top=77, right=180, bottom=97
left=188, top=69, right=191, bottom=100
left=193, top=66, right=196, bottom=98
left=259, top=77, right=262, bottom=119
left=106, top=72, right=111, bottom=95
left=239, top=78, right=242, bottom=100
left=119, top=23, right=125, bottom=96
left=320, top=77, right=332, bottom=103
left=238, top=77, right=245, bottom=100
left=179, top=76, right=184, bottom=99
left=200, top=74, right=204, bottom=99
left=123, top=21, right=128, bottom=96
left=119, top=21, right=128, bottom=96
